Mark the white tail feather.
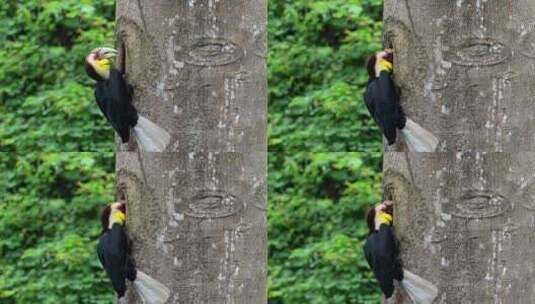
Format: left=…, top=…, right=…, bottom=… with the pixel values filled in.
left=133, top=270, right=170, bottom=304
left=400, top=118, right=439, bottom=152
left=400, top=270, right=438, bottom=304
left=133, top=116, right=171, bottom=152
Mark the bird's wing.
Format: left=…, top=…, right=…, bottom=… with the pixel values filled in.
left=96, top=240, right=106, bottom=268
left=364, top=225, right=399, bottom=298
left=95, top=82, right=126, bottom=142
left=373, top=72, right=400, bottom=144
left=107, top=70, right=138, bottom=142
left=94, top=83, right=110, bottom=120
left=97, top=224, right=129, bottom=297
left=363, top=81, right=376, bottom=118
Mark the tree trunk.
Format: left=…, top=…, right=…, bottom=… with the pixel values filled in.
left=383, top=0, right=535, bottom=152
left=115, top=0, right=266, bottom=152
left=115, top=0, right=267, bottom=303
left=116, top=152, right=267, bottom=303
left=383, top=1, right=535, bottom=302
left=384, top=152, right=535, bottom=302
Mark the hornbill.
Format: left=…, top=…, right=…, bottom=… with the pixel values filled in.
left=85, top=47, right=170, bottom=151
left=364, top=49, right=438, bottom=152
left=363, top=201, right=438, bottom=303
left=97, top=202, right=170, bottom=304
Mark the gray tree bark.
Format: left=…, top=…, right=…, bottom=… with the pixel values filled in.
left=116, top=152, right=267, bottom=303
left=116, top=0, right=266, bottom=153
left=384, top=0, right=535, bottom=152
left=384, top=152, right=535, bottom=303
left=383, top=1, right=535, bottom=302
left=114, top=1, right=267, bottom=303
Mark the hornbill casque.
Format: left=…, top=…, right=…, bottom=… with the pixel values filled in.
left=97, top=202, right=170, bottom=304
left=85, top=47, right=170, bottom=151
left=363, top=201, right=438, bottom=303
left=363, top=49, right=438, bottom=152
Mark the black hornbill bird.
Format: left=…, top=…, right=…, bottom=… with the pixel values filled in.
left=363, top=201, right=438, bottom=303
left=363, top=201, right=403, bottom=298
left=363, top=50, right=438, bottom=152
left=97, top=202, right=170, bottom=303
left=85, top=47, right=170, bottom=151
left=364, top=50, right=406, bottom=146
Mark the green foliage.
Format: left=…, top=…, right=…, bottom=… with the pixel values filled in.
left=268, top=0, right=384, bottom=151
left=0, top=0, right=116, bottom=151
left=268, top=152, right=382, bottom=303
left=0, top=1, right=119, bottom=303
left=0, top=153, right=115, bottom=303
left=267, top=1, right=385, bottom=299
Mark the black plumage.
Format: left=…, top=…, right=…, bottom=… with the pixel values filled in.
left=364, top=71, right=406, bottom=145
left=94, top=69, right=139, bottom=143
left=363, top=224, right=404, bottom=298
left=97, top=223, right=137, bottom=298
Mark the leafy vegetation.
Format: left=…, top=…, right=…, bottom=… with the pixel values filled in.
left=268, top=0, right=384, bottom=152
left=0, top=153, right=116, bottom=303
left=267, top=2, right=385, bottom=300
left=0, top=0, right=383, bottom=303
left=268, top=152, right=382, bottom=303
left=0, top=0, right=116, bottom=152
left=0, top=1, right=119, bottom=302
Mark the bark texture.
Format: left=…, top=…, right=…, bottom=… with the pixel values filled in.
left=115, top=0, right=267, bottom=303
left=384, top=0, right=535, bottom=152
left=384, top=152, right=535, bottom=303
left=116, top=0, right=267, bottom=153
left=383, top=1, right=535, bottom=302
left=117, top=152, right=267, bottom=303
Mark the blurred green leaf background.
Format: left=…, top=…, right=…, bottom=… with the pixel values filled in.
left=268, top=152, right=382, bottom=303
left=0, top=153, right=116, bottom=303
left=0, top=0, right=383, bottom=303
left=269, top=0, right=383, bottom=152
